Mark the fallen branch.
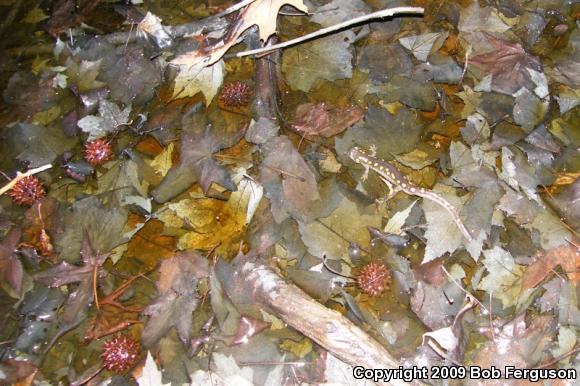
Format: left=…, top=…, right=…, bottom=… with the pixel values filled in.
left=232, top=6, right=424, bottom=59
left=0, top=164, right=52, bottom=196
left=221, top=255, right=427, bottom=386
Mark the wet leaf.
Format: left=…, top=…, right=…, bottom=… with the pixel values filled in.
left=469, top=33, right=543, bottom=96
left=311, top=0, right=370, bottom=27
left=0, top=229, right=23, bottom=296
left=522, top=243, right=580, bottom=291
left=137, top=352, right=170, bottom=386
left=282, top=31, right=354, bottom=93
left=156, top=126, right=237, bottom=197
left=261, top=136, right=320, bottom=223
left=299, top=196, right=380, bottom=262
left=291, top=102, right=364, bottom=140
left=7, top=123, right=76, bottom=167
left=476, top=247, right=524, bottom=309
left=189, top=353, right=254, bottom=386
left=35, top=231, right=109, bottom=323
left=55, top=196, right=128, bottom=262
left=419, top=184, right=475, bottom=263
left=142, top=251, right=207, bottom=347
left=172, top=59, right=224, bottom=103
left=77, top=100, right=131, bottom=140
left=163, top=192, right=246, bottom=257
left=399, top=32, right=447, bottom=62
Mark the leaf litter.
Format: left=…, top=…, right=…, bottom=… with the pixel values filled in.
left=0, top=0, right=578, bottom=385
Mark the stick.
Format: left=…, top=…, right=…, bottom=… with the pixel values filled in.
left=232, top=6, right=424, bottom=58
left=0, top=164, right=52, bottom=196
left=222, top=256, right=427, bottom=386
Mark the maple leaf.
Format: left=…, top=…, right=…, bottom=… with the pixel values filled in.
left=141, top=251, right=208, bottom=347
left=182, top=126, right=237, bottom=194
left=0, top=229, right=24, bottom=296
left=172, top=0, right=308, bottom=67
left=260, top=136, right=320, bottom=223
left=35, top=231, right=109, bottom=323
left=470, top=33, right=542, bottom=96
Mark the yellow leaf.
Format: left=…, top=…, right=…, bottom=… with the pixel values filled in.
left=280, top=338, right=312, bottom=358
left=148, top=142, right=174, bottom=176
left=23, top=6, right=49, bottom=24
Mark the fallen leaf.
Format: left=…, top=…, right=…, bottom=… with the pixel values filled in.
left=77, top=100, right=132, bottom=140
left=476, top=246, right=524, bottom=309
left=522, top=242, right=580, bottom=290
left=399, top=32, right=448, bottom=62
left=0, top=229, right=23, bottom=296
left=136, top=352, right=170, bottom=386
left=261, top=136, right=320, bottom=223
left=172, top=0, right=308, bottom=67
left=281, top=31, right=354, bottom=93
left=35, top=231, right=109, bottom=323
left=172, top=59, right=224, bottom=103
left=291, top=102, right=364, bottom=140
left=470, top=33, right=543, bottom=96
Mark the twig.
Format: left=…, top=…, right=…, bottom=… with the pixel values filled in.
left=232, top=6, right=424, bottom=58
left=0, top=164, right=52, bottom=196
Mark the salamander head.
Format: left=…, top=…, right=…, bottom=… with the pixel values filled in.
left=348, top=146, right=367, bottom=163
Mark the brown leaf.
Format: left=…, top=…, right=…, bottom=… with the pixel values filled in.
left=172, top=0, right=308, bottom=66
left=261, top=136, right=320, bottom=222
left=0, top=228, right=23, bottom=295
left=470, top=33, right=542, bottom=96
left=291, top=102, right=364, bottom=140
left=35, top=231, right=109, bottom=323
left=522, top=242, right=580, bottom=290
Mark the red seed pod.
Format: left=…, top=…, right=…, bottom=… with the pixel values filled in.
left=83, top=139, right=113, bottom=166
left=101, top=335, right=140, bottom=373
left=9, top=176, right=46, bottom=206
left=219, top=81, right=252, bottom=108
left=356, top=262, right=391, bottom=296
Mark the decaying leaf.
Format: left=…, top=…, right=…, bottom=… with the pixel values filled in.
left=172, top=0, right=308, bottom=68
left=522, top=242, right=580, bottom=290
left=282, top=31, right=354, bottom=93
left=77, top=99, right=132, bottom=140
left=261, top=136, right=320, bottom=223
left=35, top=231, right=109, bottom=323
left=399, top=32, right=448, bottom=62
left=141, top=250, right=207, bottom=347
left=0, top=229, right=24, bottom=296
left=172, top=59, right=224, bottom=103
left=291, top=102, right=364, bottom=140
left=476, top=247, right=524, bottom=309
left=469, top=33, right=543, bottom=96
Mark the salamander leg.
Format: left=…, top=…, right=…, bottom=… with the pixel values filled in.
left=379, top=176, right=401, bottom=200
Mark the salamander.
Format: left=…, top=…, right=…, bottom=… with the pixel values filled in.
left=348, top=146, right=473, bottom=242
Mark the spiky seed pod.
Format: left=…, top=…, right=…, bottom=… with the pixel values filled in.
left=83, top=139, right=113, bottom=166
left=101, top=335, right=140, bottom=373
left=9, top=176, right=46, bottom=206
left=356, top=262, right=391, bottom=296
left=219, top=81, right=252, bottom=108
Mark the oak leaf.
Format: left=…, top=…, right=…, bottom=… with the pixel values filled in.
left=172, top=0, right=308, bottom=67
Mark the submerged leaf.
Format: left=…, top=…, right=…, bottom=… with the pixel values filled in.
left=142, top=251, right=207, bottom=346
left=172, top=59, right=224, bottom=103
left=291, top=102, right=364, bottom=140
left=282, top=31, right=354, bottom=93
left=261, top=136, right=320, bottom=223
